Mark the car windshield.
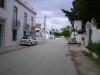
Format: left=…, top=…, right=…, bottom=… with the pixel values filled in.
left=70, top=38, right=76, bottom=41
left=73, top=38, right=76, bottom=39
left=22, top=36, right=29, bottom=39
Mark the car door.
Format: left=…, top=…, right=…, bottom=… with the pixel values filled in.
left=31, top=36, right=35, bottom=44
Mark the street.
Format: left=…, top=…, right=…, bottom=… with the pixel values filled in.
left=0, top=39, right=78, bottom=75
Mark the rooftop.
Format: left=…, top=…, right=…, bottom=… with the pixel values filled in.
left=16, top=0, right=36, bottom=15
left=35, top=23, right=41, bottom=29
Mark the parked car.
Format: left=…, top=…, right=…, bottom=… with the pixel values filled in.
left=20, top=36, right=37, bottom=46
left=68, top=37, right=77, bottom=44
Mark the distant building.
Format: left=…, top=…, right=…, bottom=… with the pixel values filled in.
left=35, top=23, right=41, bottom=31
left=35, top=23, right=42, bottom=37
left=0, top=0, right=36, bottom=47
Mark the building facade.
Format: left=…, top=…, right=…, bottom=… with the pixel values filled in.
left=0, top=0, right=36, bottom=47
left=35, top=23, right=42, bottom=37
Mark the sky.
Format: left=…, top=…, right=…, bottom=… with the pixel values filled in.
left=26, top=0, right=73, bottom=31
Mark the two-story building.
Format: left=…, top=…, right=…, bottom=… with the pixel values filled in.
left=0, top=0, right=36, bottom=47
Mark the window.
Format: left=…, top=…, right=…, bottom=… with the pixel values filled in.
left=22, top=36, right=28, bottom=39
left=31, top=16, right=33, bottom=26
left=13, top=6, right=18, bottom=26
left=12, top=30, right=17, bottom=41
left=24, top=13, right=27, bottom=25
left=12, top=6, right=18, bottom=41
left=24, top=31, right=26, bottom=36
left=0, top=0, right=4, bottom=8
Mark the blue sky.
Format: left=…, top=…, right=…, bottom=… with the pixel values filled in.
left=26, top=0, right=73, bottom=30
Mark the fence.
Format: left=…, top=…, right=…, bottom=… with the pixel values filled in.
left=82, top=18, right=100, bottom=46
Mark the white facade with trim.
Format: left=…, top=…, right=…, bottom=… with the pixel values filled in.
left=0, top=0, right=36, bottom=47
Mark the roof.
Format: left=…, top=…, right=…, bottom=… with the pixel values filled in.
left=15, top=0, right=36, bottom=15
left=35, top=23, right=41, bottom=29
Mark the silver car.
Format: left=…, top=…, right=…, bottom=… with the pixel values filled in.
left=20, top=36, right=37, bottom=46
left=68, top=37, right=77, bottom=44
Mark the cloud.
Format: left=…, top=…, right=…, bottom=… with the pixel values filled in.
left=41, top=11, right=54, bottom=17
left=28, top=0, right=72, bottom=10
left=27, top=0, right=73, bottom=29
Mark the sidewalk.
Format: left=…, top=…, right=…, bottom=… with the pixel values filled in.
left=0, top=45, right=27, bottom=55
left=0, top=40, right=47, bottom=55
left=68, top=44, right=100, bottom=75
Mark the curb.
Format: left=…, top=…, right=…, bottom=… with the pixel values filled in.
left=0, top=41, right=47, bottom=55
left=81, top=46, right=99, bottom=59
left=0, top=46, right=27, bottom=55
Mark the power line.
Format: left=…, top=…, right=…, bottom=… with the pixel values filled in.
left=36, top=16, right=68, bottom=23
left=36, top=13, right=67, bottom=21
left=47, top=17, right=68, bottom=22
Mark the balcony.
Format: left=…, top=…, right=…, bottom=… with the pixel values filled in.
left=12, top=20, right=20, bottom=30
left=31, top=26, right=35, bottom=30
left=23, top=24, right=29, bottom=31
left=0, top=8, right=7, bottom=19
left=28, top=26, right=35, bottom=34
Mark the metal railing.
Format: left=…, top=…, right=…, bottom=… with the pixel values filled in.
left=31, top=26, right=35, bottom=30
left=12, top=20, right=20, bottom=30
left=23, top=24, right=29, bottom=30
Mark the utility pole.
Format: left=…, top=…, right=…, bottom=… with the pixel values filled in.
left=44, top=14, right=46, bottom=39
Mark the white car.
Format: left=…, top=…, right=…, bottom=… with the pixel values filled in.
left=68, top=37, right=77, bottom=44
left=20, top=36, right=37, bottom=46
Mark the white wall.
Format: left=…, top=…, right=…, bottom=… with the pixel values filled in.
left=83, top=21, right=100, bottom=46
left=5, top=0, right=14, bottom=46
left=13, top=0, right=36, bottom=44
left=76, top=34, right=82, bottom=43
left=0, top=0, right=36, bottom=46
left=92, top=29, right=100, bottom=42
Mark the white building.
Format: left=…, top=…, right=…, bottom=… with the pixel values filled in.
left=35, top=23, right=42, bottom=37
left=0, top=0, right=36, bottom=47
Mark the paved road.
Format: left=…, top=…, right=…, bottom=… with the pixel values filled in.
left=0, top=39, right=78, bottom=75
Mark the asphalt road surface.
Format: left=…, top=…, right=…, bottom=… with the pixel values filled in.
left=0, top=39, right=78, bottom=75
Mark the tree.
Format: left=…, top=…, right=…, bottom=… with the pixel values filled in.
left=66, top=25, right=72, bottom=31
left=52, top=26, right=71, bottom=37
left=53, top=31, right=61, bottom=37
left=61, top=9, right=78, bottom=28
left=61, top=0, right=100, bottom=29
left=61, top=28, right=70, bottom=37
left=60, top=26, right=71, bottom=37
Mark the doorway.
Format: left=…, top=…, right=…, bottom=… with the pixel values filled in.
left=0, top=24, right=3, bottom=47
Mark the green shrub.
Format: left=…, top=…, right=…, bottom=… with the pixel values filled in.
left=87, top=41, right=100, bottom=58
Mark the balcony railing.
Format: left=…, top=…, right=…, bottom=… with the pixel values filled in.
left=31, top=26, right=35, bottom=30
left=12, top=20, right=20, bottom=30
left=23, top=24, right=29, bottom=30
